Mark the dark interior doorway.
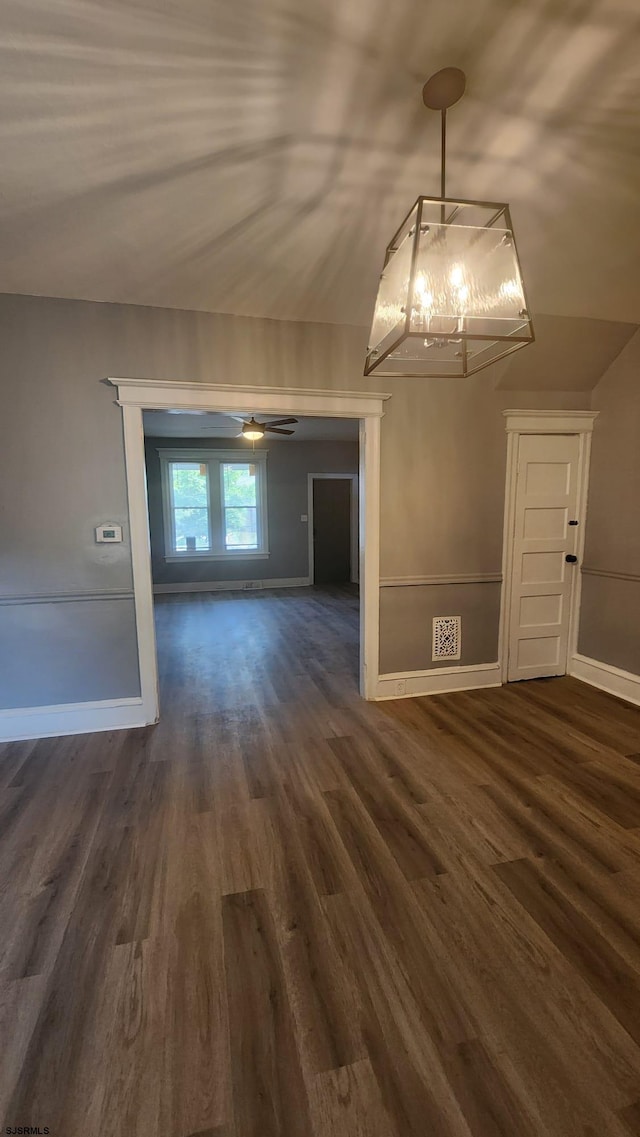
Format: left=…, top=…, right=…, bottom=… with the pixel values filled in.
left=312, top=477, right=352, bottom=584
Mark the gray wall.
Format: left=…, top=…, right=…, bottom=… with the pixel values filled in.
left=144, top=436, right=358, bottom=585
left=379, top=583, right=502, bottom=674
left=0, top=598, right=139, bottom=710
left=377, top=386, right=590, bottom=672
left=0, top=291, right=592, bottom=710
left=578, top=330, right=640, bottom=675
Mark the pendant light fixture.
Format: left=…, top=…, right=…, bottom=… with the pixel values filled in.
left=364, top=68, right=534, bottom=378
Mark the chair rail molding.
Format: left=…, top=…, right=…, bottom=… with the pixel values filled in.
left=380, top=573, right=502, bottom=587
left=581, top=566, right=640, bottom=583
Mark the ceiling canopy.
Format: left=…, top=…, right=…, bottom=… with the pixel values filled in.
left=0, top=0, right=638, bottom=327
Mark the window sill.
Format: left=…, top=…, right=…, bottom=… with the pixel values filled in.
left=164, top=551, right=270, bottom=563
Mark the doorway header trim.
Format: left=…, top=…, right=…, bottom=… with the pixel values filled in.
left=503, top=410, right=598, bottom=434
left=108, top=378, right=391, bottom=420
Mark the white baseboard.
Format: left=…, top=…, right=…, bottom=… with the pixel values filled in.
left=0, top=696, right=153, bottom=743
left=569, top=654, right=640, bottom=708
left=153, top=576, right=310, bottom=595
left=374, top=662, right=502, bottom=701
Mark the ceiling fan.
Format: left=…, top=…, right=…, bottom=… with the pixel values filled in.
left=230, top=415, right=298, bottom=440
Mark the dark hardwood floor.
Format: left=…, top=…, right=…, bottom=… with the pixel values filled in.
left=2, top=585, right=640, bottom=1136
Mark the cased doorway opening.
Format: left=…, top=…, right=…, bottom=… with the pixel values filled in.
left=142, top=408, right=362, bottom=715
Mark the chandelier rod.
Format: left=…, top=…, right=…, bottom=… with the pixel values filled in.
left=422, top=67, right=466, bottom=204
left=440, top=108, right=447, bottom=199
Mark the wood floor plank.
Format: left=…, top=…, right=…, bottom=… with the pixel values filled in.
left=252, top=784, right=364, bottom=1074
left=281, top=746, right=350, bottom=897
left=0, top=973, right=48, bottom=1118
left=328, top=734, right=445, bottom=879
left=308, top=1059, right=399, bottom=1137
left=323, top=786, right=475, bottom=1049
left=412, top=861, right=640, bottom=1116
left=480, top=775, right=629, bottom=875
left=5, top=770, right=108, bottom=978
left=160, top=811, right=230, bottom=1136
left=73, top=937, right=167, bottom=1137
left=4, top=820, right=135, bottom=1130
left=493, top=857, right=640, bottom=1048
left=322, top=891, right=473, bottom=1137
left=0, top=739, right=37, bottom=789
left=619, top=1098, right=640, bottom=1135
left=222, top=888, right=312, bottom=1137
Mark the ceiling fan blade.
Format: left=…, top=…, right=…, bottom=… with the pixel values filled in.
left=265, top=417, right=298, bottom=427
left=265, top=426, right=295, bottom=435
left=229, top=415, right=249, bottom=424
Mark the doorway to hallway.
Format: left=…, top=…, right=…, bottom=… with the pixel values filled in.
left=308, top=473, right=358, bottom=586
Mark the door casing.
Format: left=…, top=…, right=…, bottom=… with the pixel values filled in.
left=498, top=410, right=599, bottom=684
left=109, top=378, right=390, bottom=720
left=307, top=473, right=359, bottom=585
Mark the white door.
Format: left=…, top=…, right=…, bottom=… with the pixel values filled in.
left=507, top=433, right=580, bottom=682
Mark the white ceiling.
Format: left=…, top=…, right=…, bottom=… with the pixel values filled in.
left=142, top=410, right=359, bottom=441
left=0, top=0, right=639, bottom=329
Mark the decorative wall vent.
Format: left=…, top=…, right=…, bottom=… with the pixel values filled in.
left=432, top=616, right=461, bottom=660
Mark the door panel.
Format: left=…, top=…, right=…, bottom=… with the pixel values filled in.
left=522, top=507, right=567, bottom=540
left=313, top=479, right=351, bottom=584
left=507, top=434, right=580, bottom=682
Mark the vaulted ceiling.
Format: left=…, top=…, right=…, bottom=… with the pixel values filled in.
left=1, top=0, right=639, bottom=339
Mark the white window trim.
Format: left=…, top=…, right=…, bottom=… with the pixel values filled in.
left=158, top=448, right=269, bottom=561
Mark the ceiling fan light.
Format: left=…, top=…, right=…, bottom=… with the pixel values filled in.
left=242, top=421, right=265, bottom=441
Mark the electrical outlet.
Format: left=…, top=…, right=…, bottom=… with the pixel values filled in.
left=395, top=679, right=407, bottom=696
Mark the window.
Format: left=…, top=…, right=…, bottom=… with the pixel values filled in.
left=170, top=462, right=211, bottom=552
left=159, top=449, right=268, bottom=560
left=222, top=462, right=259, bottom=550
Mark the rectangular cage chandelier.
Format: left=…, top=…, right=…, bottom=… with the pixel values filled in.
left=364, top=70, right=534, bottom=379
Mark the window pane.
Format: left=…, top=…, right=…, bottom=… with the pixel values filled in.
left=222, top=463, right=257, bottom=507
left=174, top=507, right=210, bottom=551
left=224, top=507, right=257, bottom=549
left=172, top=463, right=208, bottom=507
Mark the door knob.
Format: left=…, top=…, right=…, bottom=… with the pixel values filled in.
left=565, top=554, right=578, bottom=563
